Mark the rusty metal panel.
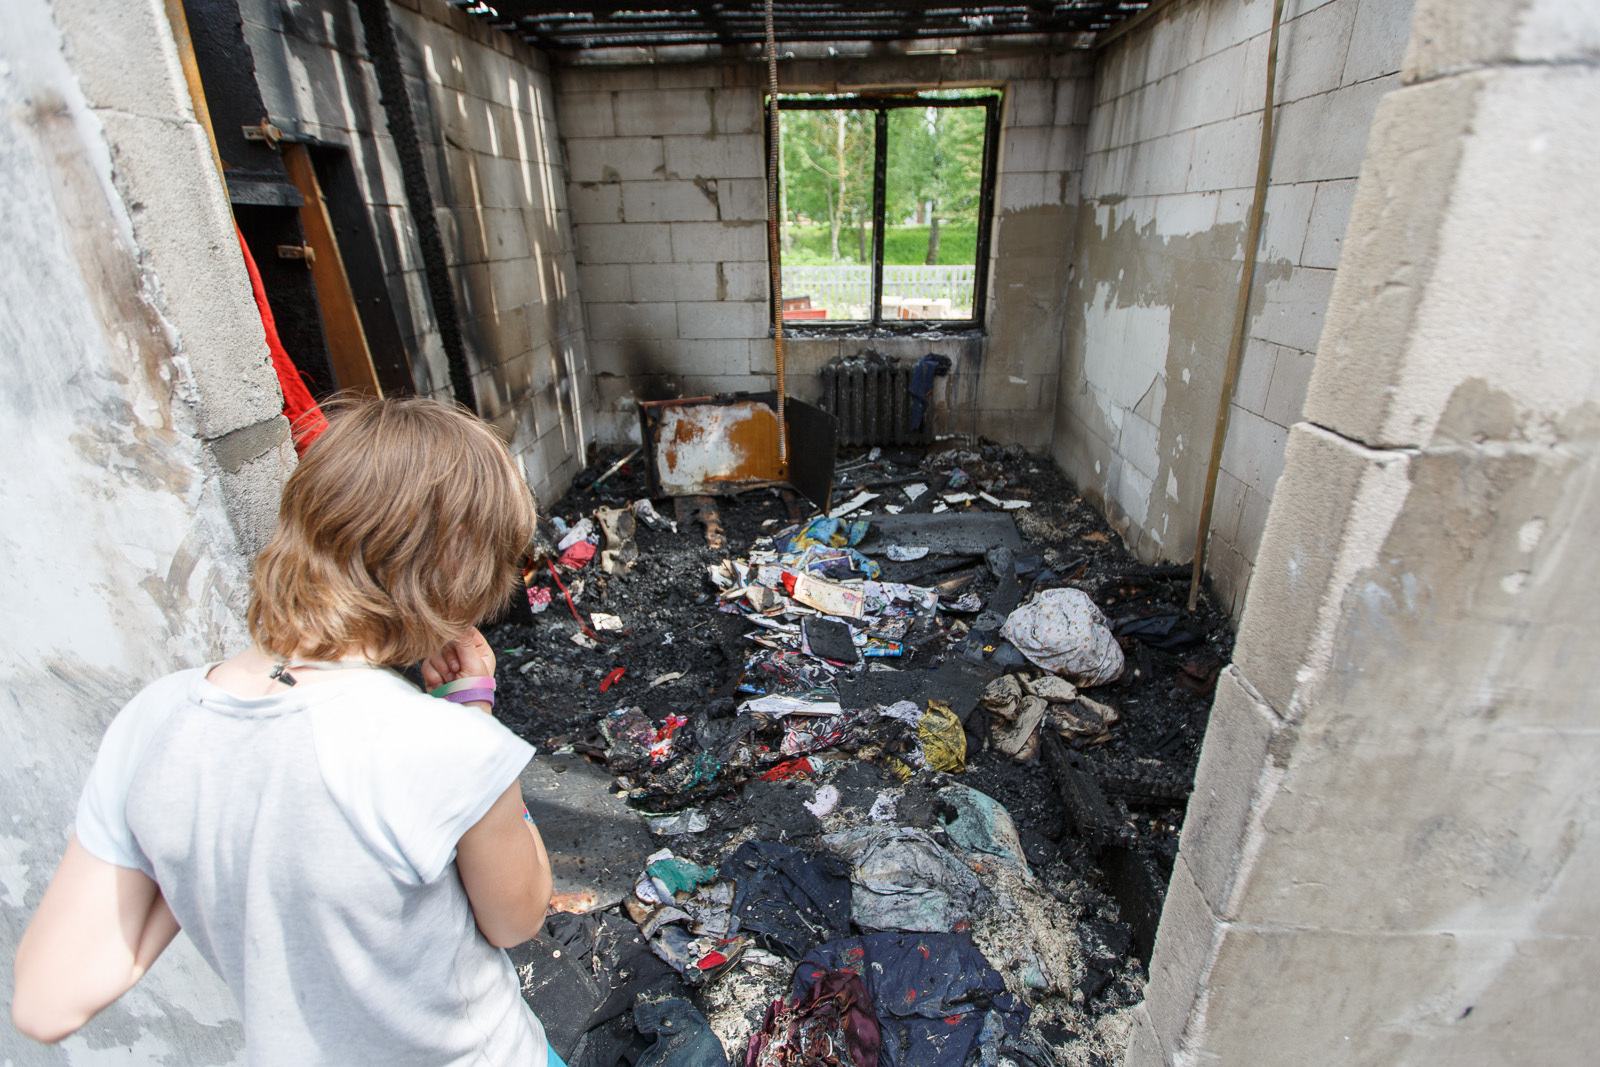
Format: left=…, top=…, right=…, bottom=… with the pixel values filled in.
left=640, top=394, right=836, bottom=510
left=642, top=397, right=785, bottom=497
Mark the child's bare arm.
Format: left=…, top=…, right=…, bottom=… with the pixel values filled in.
left=455, top=783, right=553, bottom=948
left=12, top=837, right=178, bottom=1043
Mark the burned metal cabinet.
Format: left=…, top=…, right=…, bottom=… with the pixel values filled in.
left=639, top=394, right=837, bottom=513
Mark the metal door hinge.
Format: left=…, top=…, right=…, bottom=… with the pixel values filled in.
left=242, top=120, right=284, bottom=149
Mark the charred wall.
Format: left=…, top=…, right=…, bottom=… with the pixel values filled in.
left=239, top=0, right=595, bottom=504
left=555, top=48, right=1092, bottom=450
left=1053, top=0, right=1416, bottom=616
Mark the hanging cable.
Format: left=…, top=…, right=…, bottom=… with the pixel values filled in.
left=764, top=0, right=788, bottom=467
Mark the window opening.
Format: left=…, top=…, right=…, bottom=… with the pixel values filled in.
left=774, top=90, right=1000, bottom=332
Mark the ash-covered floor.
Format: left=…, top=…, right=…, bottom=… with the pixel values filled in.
left=483, top=442, right=1233, bottom=1067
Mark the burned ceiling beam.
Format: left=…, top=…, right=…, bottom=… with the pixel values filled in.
left=477, top=0, right=1148, bottom=48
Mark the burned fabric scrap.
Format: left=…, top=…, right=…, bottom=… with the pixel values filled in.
left=646, top=855, right=718, bottom=897
left=990, top=695, right=1046, bottom=761
left=748, top=969, right=880, bottom=1067
left=603, top=707, right=690, bottom=772
left=1021, top=675, right=1077, bottom=703
left=1110, top=610, right=1201, bottom=651
left=822, top=827, right=986, bottom=933
left=907, top=354, right=952, bottom=431
left=936, top=785, right=1031, bottom=877
left=1075, top=920, right=1134, bottom=1001
left=795, top=932, right=1025, bottom=1067
left=979, top=675, right=1022, bottom=721
left=720, top=841, right=852, bottom=960
left=634, top=994, right=729, bottom=1067
left=1045, top=695, right=1117, bottom=739
left=601, top=707, right=657, bottom=771
left=647, top=926, right=746, bottom=985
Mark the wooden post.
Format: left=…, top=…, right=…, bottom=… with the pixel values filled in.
left=281, top=144, right=382, bottom=397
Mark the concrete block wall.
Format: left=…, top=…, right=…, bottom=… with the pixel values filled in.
left=1127, top=0, right=1600, bottom=1061
left=242, top=0, right=595, bottom=505
left=557, top=50, right=1094, bottom=449
left=1052, top=0, right=1414, bottom=615
left=556, top=59, right=770, bottom=443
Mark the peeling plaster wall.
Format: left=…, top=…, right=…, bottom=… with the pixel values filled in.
left=241, top=0, right=595, bottom=504
left=1, top=0, right=300, bottom=1060
left=1054, top=0, right=1414, bottom=614
left=1127, top=0, right=1600, bottom=1061
left=556, top=49, right=1092, bottom=449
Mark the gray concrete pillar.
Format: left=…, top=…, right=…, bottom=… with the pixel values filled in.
left=1130, top=0, right=1600, bottom=1062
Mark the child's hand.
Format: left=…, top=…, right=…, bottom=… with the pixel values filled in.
left=420, top=627, right=496, bottom=690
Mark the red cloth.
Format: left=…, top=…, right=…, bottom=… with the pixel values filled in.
left=235, top=226, right=328, bottom=453
left=557, top=540, right=597, bottom=570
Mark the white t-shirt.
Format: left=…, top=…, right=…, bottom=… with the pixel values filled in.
left=76, top=666, right=546, bottom=1067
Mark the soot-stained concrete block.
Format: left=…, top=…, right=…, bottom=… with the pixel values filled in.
left=1177, top=666, right=1288, bottom=918
left=1231, top=423, right=1411, bottom=719
left=1139, top=854, right=1219, bottom=1055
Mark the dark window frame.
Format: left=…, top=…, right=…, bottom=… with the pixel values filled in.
left=768, top=91, right=1002, bottom=337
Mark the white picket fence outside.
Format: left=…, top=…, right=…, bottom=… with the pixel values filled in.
left=782, top=264, right=976, bottom=319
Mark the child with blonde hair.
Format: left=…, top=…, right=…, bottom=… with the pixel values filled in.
left=13, top=396, right=557, bottom=1065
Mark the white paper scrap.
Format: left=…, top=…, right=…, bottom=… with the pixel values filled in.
left=740, top=693, right=845, bottom=717
left=1002, top=500, right=1033, bottom=510
left=903, top=483, right=929, bottom=502
left=804, top=785, right=840, bottom=817
left=556, top=518, right=593, bottom=552
left=880, top=700, right=923, bottom=724
left=830, top=491, right=879, bottom=518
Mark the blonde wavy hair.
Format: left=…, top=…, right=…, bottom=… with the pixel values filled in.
left=248, top=396, right=537, bottom=665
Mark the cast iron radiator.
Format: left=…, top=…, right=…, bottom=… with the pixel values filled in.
left=819, top=354, right=931, bottom=448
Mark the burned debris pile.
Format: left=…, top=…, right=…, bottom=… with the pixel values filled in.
left=486, top=442, right=1232, bottom=1067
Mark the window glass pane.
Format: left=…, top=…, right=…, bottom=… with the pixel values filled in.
left=880, top=104, right=987, bottom=321
left=778, top=108, right=875, bottom=322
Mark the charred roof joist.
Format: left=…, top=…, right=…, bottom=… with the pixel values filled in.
left=452, top=1, right=1151, bottom=51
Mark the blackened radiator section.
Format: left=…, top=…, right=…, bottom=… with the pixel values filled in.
left=819, top=357, right=930, bottom=448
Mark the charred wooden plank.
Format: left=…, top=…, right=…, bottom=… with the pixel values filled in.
left=1101, top=845, right=1168, bottom=964
left=1041, top=731, right=1124, bottom=849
